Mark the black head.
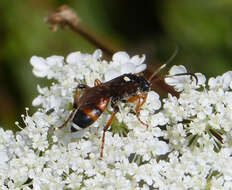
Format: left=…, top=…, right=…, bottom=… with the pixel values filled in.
left=123, top=74, right=150, bottom=93
left=137, top=76, right=150, bottom=92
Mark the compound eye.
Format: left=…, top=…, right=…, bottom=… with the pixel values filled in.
left=140, top=80, right=150, bottom=92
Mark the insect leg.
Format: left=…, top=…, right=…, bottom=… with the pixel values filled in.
left=126, top=95, right=139, bottom=103
left=57, top=84, right=88, bottom=130
left=94, top=79, right=102, bottom=86
left=57, top=108, right=77, bottom=130
left=135, top=94, right=148, bottom=128
left=126, top=94, right=149, bottom=128
left=100, top=105, right=119, bottom=158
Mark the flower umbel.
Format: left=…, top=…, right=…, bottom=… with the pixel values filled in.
left=1, top=50, right=232, bottom=189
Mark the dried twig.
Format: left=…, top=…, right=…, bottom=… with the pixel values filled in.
left=46, top=5, right=118, bottom=57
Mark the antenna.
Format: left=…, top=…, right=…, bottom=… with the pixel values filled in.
left=148, top=45, right=179, bottom=82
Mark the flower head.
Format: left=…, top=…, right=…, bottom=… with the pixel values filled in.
left=0, top=50, right=232, bottom=189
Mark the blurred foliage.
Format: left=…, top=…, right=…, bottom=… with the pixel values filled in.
left=0, top=0, right=232, bottom=130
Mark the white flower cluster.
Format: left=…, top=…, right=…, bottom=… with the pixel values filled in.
left=0, top=50, right=232, bottom=189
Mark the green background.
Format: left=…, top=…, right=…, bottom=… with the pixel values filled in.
left=1, top=0, right=232, bottom=130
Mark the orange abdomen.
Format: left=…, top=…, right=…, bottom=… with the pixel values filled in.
left=71, top=98, right=110, bottom=132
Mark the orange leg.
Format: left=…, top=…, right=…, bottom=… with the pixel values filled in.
left=127, top=95, right=139, bottom=103
left=135, top=94, right=148, bottom=128
left=126, top=94, right=148, bottom=128
left=94, top=79, right=102, bottom=86
left=56, top=83, right=88, bottom=130
left=57, top=109, right=77, bottom=130
left=100, top=105, right=119, bottom=158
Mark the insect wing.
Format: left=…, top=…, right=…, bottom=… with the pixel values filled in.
left=77, top=86, right=111, bottom=109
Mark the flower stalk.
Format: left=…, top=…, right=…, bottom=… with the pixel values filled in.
left=46, top=5, right=119, bottom=57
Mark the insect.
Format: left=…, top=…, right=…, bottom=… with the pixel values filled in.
left=57, top=48, right=197, bottom=158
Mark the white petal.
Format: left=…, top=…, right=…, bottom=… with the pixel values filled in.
left=169, top=65, right=187, bottom=75
left=32, top=96, right=43, bottom=106
left=0, top=150, right=9, bottom=163
left=147, top=91, right=161, bottom=110
left=131, top=54, right=146, bottom=65
left=165, top=77, right=180, bottom=86
left=66, top=52, right=83, bottom=65
left=208, top=77, right=217, bottom=89
left=30, top=56, right=47, bottom=70
left=104, top=69, right=121, bottom=81
left=71, top=130, right=85, bottom=138
left=30, top=56, right=49, bottom=78
left=32, top=69, right=48, bottom=78
left=120, top=62, right=136, bottom=74
left=37, top=85, right=47, bottom=94
left=112, top=51, right=130, bottom=63
left=135, top=64, right=147, bottom=73
left=195, top=73, right=206, bottom=86
left=153, top=140, right=170, bottom=155
left=46, top=56, right=64, bottom=67
left=93, top=49, right=102, bottom=59
left=148, top=91, right=160, bottom=100
left=30, top=56, right=50, bottom=78
left=222, top=71, right=232, bottom=89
